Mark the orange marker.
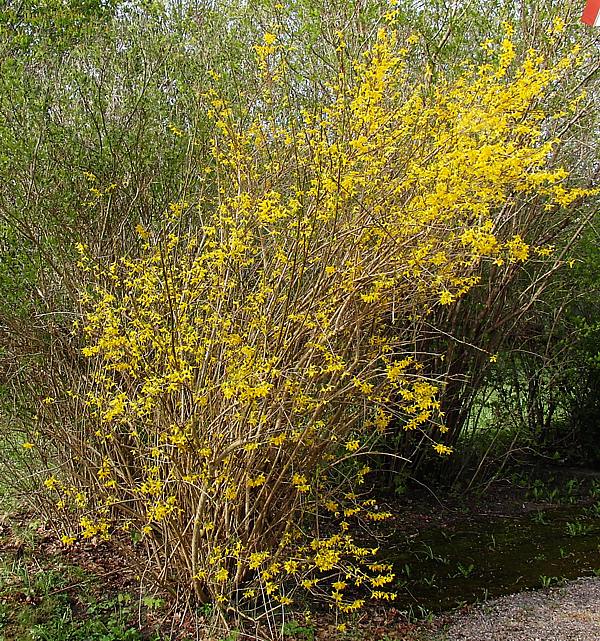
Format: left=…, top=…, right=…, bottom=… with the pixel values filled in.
left=582, top=0, right=600, bottom=25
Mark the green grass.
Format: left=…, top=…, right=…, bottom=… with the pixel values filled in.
left=0, top=551, right=151, bottom=641
left=0, top=477, right=163, bottom=641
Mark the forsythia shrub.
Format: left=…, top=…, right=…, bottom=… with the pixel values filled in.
left=33, top=26, right=589, bottom=618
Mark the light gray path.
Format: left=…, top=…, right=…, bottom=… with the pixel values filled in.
left=444, top=577, right=600, bottom=641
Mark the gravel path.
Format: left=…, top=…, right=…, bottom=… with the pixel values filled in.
left=443, top=577, right=600, bottom=641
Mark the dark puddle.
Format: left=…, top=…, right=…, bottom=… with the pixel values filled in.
left=387, top=505, right=600, bottom=614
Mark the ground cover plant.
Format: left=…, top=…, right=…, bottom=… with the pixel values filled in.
left=0, top=0, right=598, bottom=636
left=0, top=510, right=166, bottom=641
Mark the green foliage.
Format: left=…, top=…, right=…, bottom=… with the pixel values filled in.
left=0, top=0, right=117, bottom=54
left=454, top=563, right=475, bottom=579
left=565, top=520, right=592, bottom=537
left=538, top=574, right=558, bottom=588
left=282, top=619, right=315, bottom=640
left=0, top=560, right=149, bottom=641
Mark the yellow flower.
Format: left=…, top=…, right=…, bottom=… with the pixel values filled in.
left=439, top=290, right=455, bottom=305
left=314, top=548, right=340, bottom=571
left=135, top=224, right=149, bottom=239
left=284, top=560, right=298, bottom=574
left=44, top=476, right=58, bottom=490
left=224, top=486, right=237, bottom=500
left=292, top=473, right=310, bottom=492
left=340, top=599, right=364, bottom=612
left=214, top=567, right=229, bottom=582
left=550, top=16, right=565, bottom=35
left=345, top=440, right=360, bottom=452
left=249, top=551, right=270, bottom=569
left=433, top=443, right=452, bottom=456
left=167, top=122, right=184, bottom=137
left=506, top=235, right=529, bottom=262
left=270, top=433, right=286, bottom=446
left=22, top=442, right=34, bottom=449
left=247, top=473, right=266, bottom=488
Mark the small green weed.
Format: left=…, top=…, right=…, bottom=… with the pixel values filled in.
left=531, top=510, right=548, bottom=525
left=565, top=479, right=580, bottom=497
left=141, top=595, right=164, bottom=610
left=405, top=604, right=435, bottom=623
left=539, top=575, right=558, bottom=588
left=454, top=562, right=475, bottom=579
left=585, top=502, right=600, bottom=518
left=421, top=572, right=437, bottom=587
left=565, top=520, right=592, bottom=537
left=282, top=620, right=315, bottom=641
left=589, top=481, right=600, bottom=500
left=528, top=479, right=548, bottom=502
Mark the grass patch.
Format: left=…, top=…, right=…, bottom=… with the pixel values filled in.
left=0, top=548, right=149, bottom=641
left=0, top=503, right=167, bottom=641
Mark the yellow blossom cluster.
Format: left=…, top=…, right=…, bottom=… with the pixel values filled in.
left=36, top=25, right=590, bottom=615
